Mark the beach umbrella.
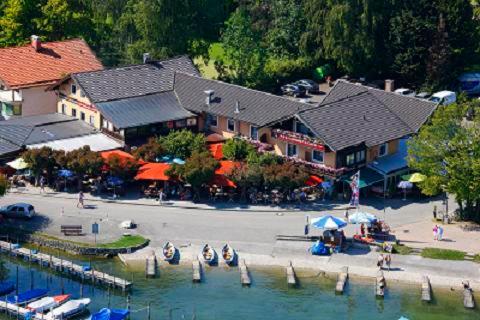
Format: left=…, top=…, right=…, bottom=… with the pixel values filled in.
left=107, top=176, right=124, bottom=186
left=397, top=181, right=413, bottom=189
left=58, top=169, right=73, bottom=178
left=311, top=215, right=347, bottom=230
left=403, top=173, right=426, bottom=183
left=6, top=158, right=28, bottom=170
left=348, top=211, right=377, bottom=225
left=321, top=181, right=332, bottom=189
left=172, top=158, right=185, bottom=165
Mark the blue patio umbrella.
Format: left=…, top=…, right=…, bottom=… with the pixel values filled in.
left=58, top=169, right=73, bottom=178
left=107, top=176, right=124, bottom=186
left=172, top=158, right=185, bottom=165
left=311, top=215, right=347, bottom=230
left=348, top=211, right=377, bottom=226
left=321, top=181, right=332, bottom=189
left=160, top=155, right=172, bottom=163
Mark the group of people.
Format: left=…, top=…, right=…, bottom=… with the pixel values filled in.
left=377, top=253, right=392, bottom=270
left=432, top=224, right=444, bottom=241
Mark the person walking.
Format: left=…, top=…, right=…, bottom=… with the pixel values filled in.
left=438, top=225, right=444, bottom=241
left=433, top=225, right=438, bottom=241
left=158, top=188, right=164, bottom=205
left=39, top=176, right=46, bottom=194
left=385, top=254, right=392, bottom=271
left=76, top=191, right=84, bottom=208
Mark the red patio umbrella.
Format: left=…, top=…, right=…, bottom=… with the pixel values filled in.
left=135, top=163, right=171, bottom=181
left=305, top=175, right=323, bottom=187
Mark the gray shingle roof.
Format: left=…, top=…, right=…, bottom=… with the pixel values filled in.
left=25, top=120, right=95, bottom=145
left=174, top=73, right=311, bottom=127
left=297, top=80, right=438, bottom=151
left=0, top=138, right=22, bottom=156
left=73, top=56, right=199, bottom=103
left=96, top=92, right=194, bottom=129
left=0, top=113, right=75, bottom=127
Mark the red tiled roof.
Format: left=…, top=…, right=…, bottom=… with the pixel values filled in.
left=0, top=38, right=103, bottom=89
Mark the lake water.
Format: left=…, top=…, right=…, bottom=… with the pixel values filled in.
left=0, top=254, right=478, bottom=320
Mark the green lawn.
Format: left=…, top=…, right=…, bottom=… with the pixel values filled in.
left=421, top=248, right=466, bottom=260
left=97, top=235, right=147, bottom=248
left=194, top=42, right=230, bottom=80
left=392, top=243, right=413, bottom=255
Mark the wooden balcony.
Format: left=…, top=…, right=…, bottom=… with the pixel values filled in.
left=272, top=129, right=325, bottom=151
left=282, top=155, right=346, bottom=177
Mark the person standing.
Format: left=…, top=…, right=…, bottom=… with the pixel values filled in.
left=158, top=188, right=164, bottom=205
left=438, top=225, right=444, bottom=241
left=433, top=225, right=438, bottom=241
left=77, top=191, right=84, bottom=208
left=360, top=223, right=366, bottom=237
left=385, top=254, right=392, bottom=271
left=39, top=176, right=46, bottom=194
left=377, top=254, right=384, bottom=269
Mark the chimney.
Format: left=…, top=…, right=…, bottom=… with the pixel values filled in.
left=234, top=101, right=240, bottom=114
left=143, top=53, right=151, bottom=64
left=385, top=79, right=395, bottom=92
left=31, top=35, right=41, bottom=52
left=204, top=90, right=214, bottom=106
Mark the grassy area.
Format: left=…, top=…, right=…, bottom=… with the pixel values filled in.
left=421, top=248, right=466, bottom=260
left=97, top=235, right=147, bottom=248
left=392, top=243, right=413, bottom=255
left=194, top=42, right=231, bottom=80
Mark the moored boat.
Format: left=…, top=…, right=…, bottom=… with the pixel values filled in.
left=89, top=308, right=129, bottom=320
left=5, top=288, right=48, bottom=305
left=162, top=242, right=176, bottom=261
left=46, top=298, right=91, bottom=319
left=202, top=244, right=216, bottom=265
left=221, top=244, right=236, bottom=265
left=0, top=281, right=15, bottom=296
left=27, top=294, right=70, bottom=313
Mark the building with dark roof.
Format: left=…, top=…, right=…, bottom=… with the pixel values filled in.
left=0, top=36, right=103, bottom=118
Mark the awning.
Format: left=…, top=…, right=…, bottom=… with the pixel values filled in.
left=208, top=143, right=223, bottom=160
left=368, top=138, right=408, bottom=175
left=27, top=133, right=123, bottom=152
left=135, top=163, right=171, bottom=181
left=343, top=167, right=384, bottom=189
left=305, top=175, right=323, bottom=186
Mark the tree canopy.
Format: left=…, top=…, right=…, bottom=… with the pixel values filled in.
left=159, top=130, right=206, bottom=160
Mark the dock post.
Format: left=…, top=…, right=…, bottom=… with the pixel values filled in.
left=239, top=259, right=251, bottom=286
left=126, top=295, right=131, bottom=314
left=146, top=255, right=157, bottom=278
left=286, top=261, right=297, bottom=286
left=147, top=302, right=151, bottom=320
left=421, top=275, right=431, bottom=302
left=335, top=266, right=348, bottom=295
left=192, top=259, right=202, bottom=283
left=463, top=281, right=475, bottom=309
left=375, top=270, right=385, bottom=298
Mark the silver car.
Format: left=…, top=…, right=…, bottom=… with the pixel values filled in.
left=0, top=203, right=35, bottom=219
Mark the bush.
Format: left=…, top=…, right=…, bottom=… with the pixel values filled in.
left=223, top=139, right=254, bottom=161
left=132, top=137, right=164, bottom=162
left=159, top=130, right=206, bottom=159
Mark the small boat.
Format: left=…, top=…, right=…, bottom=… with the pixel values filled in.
left=46, top=298, right=91, bottom=319
left=0, top=281, right=15, bottom=296
left=162, top=242, right=176, bottom=261
left=221, top=244, right=236, bottom=265
left=27, top=294, right=70, bottom=313
left=89, top=308, right=129, bottom=320
left=202, top=244, right=216, bottom=265
left=5, top=288, right=48, bottom=305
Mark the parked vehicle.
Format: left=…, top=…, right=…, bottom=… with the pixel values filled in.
left=458, top=72, right=480, bottom=95
left=415, top=92, right=431, bottom=100
left=281, top=84, right=306, bottom=97
left=394, top=88, right=416, bottom=97
left=293, top=79, right=320, bottom=94
left=0, top=203, right=35, bottom=219
left=428, top=91, right=457, bottom=105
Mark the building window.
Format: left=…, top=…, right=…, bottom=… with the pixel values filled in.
left=102, top=119, right=108, bottom=129
left=287, top=144, right=298, bottom=157
left=207, top=113, right=218, bottom=127
left=71, top=84, right=77, bottom=95
left=89, top=115, right=95, bottom=125
left=356, top=150, right=366, bottom=162
left=187, top=118, right=197, bottom=126
left=175, top=119, right=186, bottom=128
left=379, top=143, right=388, bottom=157
left=250, top=126, right=259, bottom=140
left=61, top=103, right=66, bottom=114
left=346, top=153, right=355, bottom=166
left=80, top=112, right=85, bottom=121
left=71, top=108, right=77, bottom=117
left=312, top=150, right=324, bottom=163
left=227, top=118, right=235, bottom=132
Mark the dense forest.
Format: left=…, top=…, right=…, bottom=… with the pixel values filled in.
left=1, top=0, right=479, bottom=92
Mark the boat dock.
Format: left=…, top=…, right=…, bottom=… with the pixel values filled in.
left=239, top=259, right=251, bottom=286
left=335, top=267, right=348, bottom=294
left=0, top=300, right=46, bottom=320
left=421, top=275, right=431, bottom=302
left=0, top=241, right=132, bottom=291
left=192, top=259, right=202, bottom=283
left=286, top=261, right=297, bottom=286
left=145, top=254, right=157, bottom=278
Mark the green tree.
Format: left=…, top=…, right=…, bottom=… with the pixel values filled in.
left=132, top=137, right=164, bottom=162
left=262, top=162, right=308, bottom=190
left=222, top=139, right=254, bottom=161
left=104, top=154, right=139, bottom=180
left=228, top=162, right=263, bottom=201
left=0, top=0, right=40, bottom=46
left=159, top=130, right=206, bottom=160
left=22, top=147, right=58, bottom=185
left=63, top=146, right=103, bottom=189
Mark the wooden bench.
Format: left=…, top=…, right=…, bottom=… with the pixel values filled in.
left=61, top=225, right=83, bottom=236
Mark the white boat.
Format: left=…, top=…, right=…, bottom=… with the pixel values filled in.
left=202, top=244, right=216, bottom=265
left=162, top=242, right=176, bottom=261
left=46, top=298, right=91, bottom=319
left=27, top=294, right=70, bottom=313
left=222, top=244, right=236, bottom=265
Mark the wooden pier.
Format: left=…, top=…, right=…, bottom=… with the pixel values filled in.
left=0, top=300, right=45, bottom=319
left=335, top=267, right=348, bottom=295
left=421, top=275, right=431, bottom=302
left=145, top=254, right=157, bottom=278
left=0, top=240, right=132, bottom=291
left=239, top=259, right=251, bottom=286
left=192, top=259, right=202, bottom=283
left=286, top=261, right=297, bottom=286
left=375, top=270, right=386, bottom=298
left=463, top=281, right=475, bottom=309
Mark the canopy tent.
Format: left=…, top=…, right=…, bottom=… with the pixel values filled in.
left=135, top=163, right=171, bottom=181
left=6, top=158, right=28, bottom=170
left=311, top=215, right=347, bottom=230
left=348, top=211, right=378, bottom=225
left=342, top=167, right=384, bottom=189
left=401, top=173, right=426, bottom=183
left=305, top=175, right=323, bottom=187
left=208, top=143, right=224, bottom=160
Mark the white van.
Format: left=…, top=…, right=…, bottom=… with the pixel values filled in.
left=428, top=91, right=456, bottom=105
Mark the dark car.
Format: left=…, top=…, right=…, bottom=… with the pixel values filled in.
left=293, top=79, right=320, bottom=94
left=0, top=203, right=35, bottom=219
left=281, top=84, right=306, bottom=97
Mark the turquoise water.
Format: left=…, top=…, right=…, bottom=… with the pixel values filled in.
left=0, top=255, right=478, bottom=320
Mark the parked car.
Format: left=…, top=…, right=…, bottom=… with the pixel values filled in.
left=394, top=88, right=416, bottom=97
left=428, top=91, right=457, bottom=105
left=415, top=92, right=431, bottom=100
left=293, top=79, right=320, bottom=94
left=0, top=203, right=35, bottom=219
left=281, top=84, right=306, bottom=97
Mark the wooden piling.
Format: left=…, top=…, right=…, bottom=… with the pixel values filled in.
left=239, top=259, right=251, bottom=286
left=146, top=254, right=157, bottom=278
left=192, top=259, right=202, bottom=283
left=286, top=261, right=297, bottom=286
left=335, top=266, right=348, bottom=294
left=375, top=270, right=385, bottom=298
left=463, top=281, right=475, bottom=309
left=421, top=275, right=431, bottom=302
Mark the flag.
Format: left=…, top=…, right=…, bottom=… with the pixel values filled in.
left=350, top=170, right=360, bottom=207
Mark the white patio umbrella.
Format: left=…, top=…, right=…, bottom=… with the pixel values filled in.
left=6, top=158, right=28, bottom=170
left=348, top=211, right=378, bottom=226
left=398, top=181, right=413, bottom=200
